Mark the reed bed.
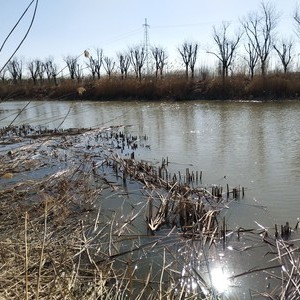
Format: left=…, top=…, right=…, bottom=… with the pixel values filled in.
left=0, top=125, right=300, bottom=299
left=3, top=73, right=300, bottom=101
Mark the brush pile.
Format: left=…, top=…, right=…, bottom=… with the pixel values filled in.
left=0, top=125, right=300, bottom=299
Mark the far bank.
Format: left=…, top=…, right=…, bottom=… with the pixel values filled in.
left=1, top=74, right=300, bottom=101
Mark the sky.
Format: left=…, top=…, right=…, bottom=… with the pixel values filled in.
left=0, top=0, right=299, bottom=73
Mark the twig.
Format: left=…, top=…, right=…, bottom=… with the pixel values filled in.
left=36, top=197, right=48, bottom=299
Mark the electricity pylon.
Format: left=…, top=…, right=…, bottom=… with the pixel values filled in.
left=143, top=18, right=150, bottom=75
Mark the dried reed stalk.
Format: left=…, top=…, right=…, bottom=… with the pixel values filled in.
left=24, top=211, right=29, bottom=300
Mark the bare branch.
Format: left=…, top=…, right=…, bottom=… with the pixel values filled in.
left=208, top=22, right=242, bottom=79
left=273, top=39, right=293, bottom=73
left=241, top=1, right=279, bottom=76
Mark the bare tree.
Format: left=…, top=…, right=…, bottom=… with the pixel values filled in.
left=64, top=55, right=82, bottom=80
left=94, top=48, right=103, bottom=79
left=243, top=42, right=259, bottom=78
left=103, top=57, right=115, bottom=77
left=273, top=40, right=293, bottom=74
left=28, top=59, right=41, bottom=84
left=86, top=56, right=96, bottom=79
left=7, top=57, right=23, bottom=83
left=74, top=63, right=82, bottom=82
left=0, top=67, right=7, bottom=81
left=129, top=45, right=146, bottom=81
left=178, top=41, right=198, bottom=78
left=64, top=56, right=77, bottom=80
left=117, top=52, right=131, bottom=79
left=189, top=44, right=198, bottom=79
left=151, top=46, right=168, bottom=78
left=44, top=57, right=58, bottom=85
left=86, top=48, right=103, bottom=80
left=38, top=63, right=45, bottom=83
left=208, top=23, right=242, bottom=80
left=242, top=1, right=279, bottom=76
left=294, top=6, right=300, bottom=38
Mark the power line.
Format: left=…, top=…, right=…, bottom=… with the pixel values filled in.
left=151, top=21, right=224, bottom=29
left=101, top=27, right=143, bottom=46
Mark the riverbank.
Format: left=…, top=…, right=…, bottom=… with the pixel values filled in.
left=1, top=73, right=300, bottom=101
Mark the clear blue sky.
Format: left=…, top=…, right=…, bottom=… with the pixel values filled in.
left=0, top=0, right=298, bottom=72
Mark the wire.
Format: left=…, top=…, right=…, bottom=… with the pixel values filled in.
left=0, top=0, right=39, bottom=74
left=0, top=0, right=36, bottom=53
left=101, top=28, right=143, bottom=46
left=57, top=105, right=72, bottom=129
left=8, top=101, right=31, bottom=127
left=152, top=21, right=218, bottom=30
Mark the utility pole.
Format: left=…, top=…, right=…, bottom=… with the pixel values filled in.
left=143, top=18, right=150, bottom=74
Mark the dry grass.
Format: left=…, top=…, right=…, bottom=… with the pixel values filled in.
left=0, top=148, right=110, bottom=298
left=1, top=72, right=300, bottom=101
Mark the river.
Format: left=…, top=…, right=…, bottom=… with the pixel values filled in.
left=1, top=99, right=300, bottom=297
left=1, top=99, right=299, bottom=228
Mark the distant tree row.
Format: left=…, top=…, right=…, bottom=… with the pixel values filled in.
left=2, top=1, right=300, bottom=85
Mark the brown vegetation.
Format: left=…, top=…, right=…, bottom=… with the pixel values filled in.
left=1, top=73, right=300, bottom=102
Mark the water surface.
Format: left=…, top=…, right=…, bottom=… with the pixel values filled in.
left=1, top=99, right=299, bottom=227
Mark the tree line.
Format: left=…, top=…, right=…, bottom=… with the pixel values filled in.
left=2, top=1, right=300, bottom=86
